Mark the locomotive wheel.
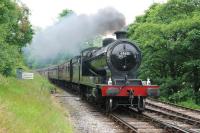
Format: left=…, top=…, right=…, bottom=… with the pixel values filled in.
left=137, top=96, right=145, bottom=113
left=79, top=87, right=85, bottom=100
left=106, top=98, right=113, bottom=113
left=80, top=91, right=84, bottom=100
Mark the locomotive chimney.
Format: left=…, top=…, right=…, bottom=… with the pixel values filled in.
left=102, top=38, right=115, bottom=47
left=114, top=31, right=127, bottom=39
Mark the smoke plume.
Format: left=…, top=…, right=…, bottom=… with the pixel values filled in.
left=25, top=7, right=125, bottom=64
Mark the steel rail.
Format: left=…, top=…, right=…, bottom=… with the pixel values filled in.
left=147, top=98, right=200, bottom=113
left=142, top=113, right=196, bottom=133
left=146, top=102, right=200, bottom=122
left=146, top=107, right=200, bottom=128
left=108, top=113, right=138, bottom=133
left=129, top=107, right=198, bottom=133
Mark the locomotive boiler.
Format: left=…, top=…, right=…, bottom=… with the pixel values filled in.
left=37, top=31, right=159, bottom=113
left=82, top=31, right=141, bottom=82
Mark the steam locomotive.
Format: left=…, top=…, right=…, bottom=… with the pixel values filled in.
left=37, top=31, right=159, bottom=112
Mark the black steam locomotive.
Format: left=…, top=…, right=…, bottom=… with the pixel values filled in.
left=37, top=31, right=159, bottom=112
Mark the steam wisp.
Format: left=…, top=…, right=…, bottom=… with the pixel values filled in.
left=25, top=7, right=125, bottom=65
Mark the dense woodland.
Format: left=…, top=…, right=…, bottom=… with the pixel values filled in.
left=0, top=0, right=199, bottom=105
left=0, top=0, right=33, bottom=76
left=128, top=0, right=200, bottom=104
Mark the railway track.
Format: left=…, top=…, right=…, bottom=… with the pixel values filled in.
left=55, top=93, right=126, bottom=133
left=146, top=98, right=200, bottom=122
left=56, top=86, right=200, bottom=133
left=107, top=107, right=200, bottom=133
left=143, top=108, right=200, bottom=133
left=108, top=110, right=166, bottom=133
left=147, top=98, right=200, bottom=113
left=106, top=97, right=200, bottom=133
left=142, top=98, right=200, bottom=133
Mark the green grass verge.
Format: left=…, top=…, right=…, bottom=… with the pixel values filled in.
left=178, top=99, right=200, bottom=110
left=160, top=97, right=200, bottom=110
left=0, top=74, right=73, bottom=133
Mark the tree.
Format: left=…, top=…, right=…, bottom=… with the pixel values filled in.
left=128, top=0, right=200, bottom=103
left=0, top=0, right=33, bottom=75
left=59, top=9, right=74, bottom=19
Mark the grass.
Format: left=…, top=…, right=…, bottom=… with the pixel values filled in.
left=178, top=99, right=200, bottom=110
left=159, top=97, right=200, bottom=110
left=0, top=74, right=73, bottom=133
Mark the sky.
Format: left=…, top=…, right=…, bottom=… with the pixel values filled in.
left=20, top=0, right=166, bottom=28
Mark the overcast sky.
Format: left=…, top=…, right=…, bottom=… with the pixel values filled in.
left=20, top=0, right=166, bottom=28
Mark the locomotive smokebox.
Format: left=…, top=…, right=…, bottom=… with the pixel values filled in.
left=114, top=31, right=127, bottom=39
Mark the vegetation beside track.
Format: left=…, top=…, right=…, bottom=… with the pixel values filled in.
left=159, top=98, right=200, bottom=110
left=178, top=100, right=200, bottom=109
left=128, top=0, right=200, bottom=106
left=0, top=74, right=73, bottom=133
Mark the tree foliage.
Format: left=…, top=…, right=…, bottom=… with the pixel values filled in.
left=0, top=0, right=33, bottom=76
left=128, top=0, right=200, bottom=103
left=58, top=9, right=74, bottom=19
